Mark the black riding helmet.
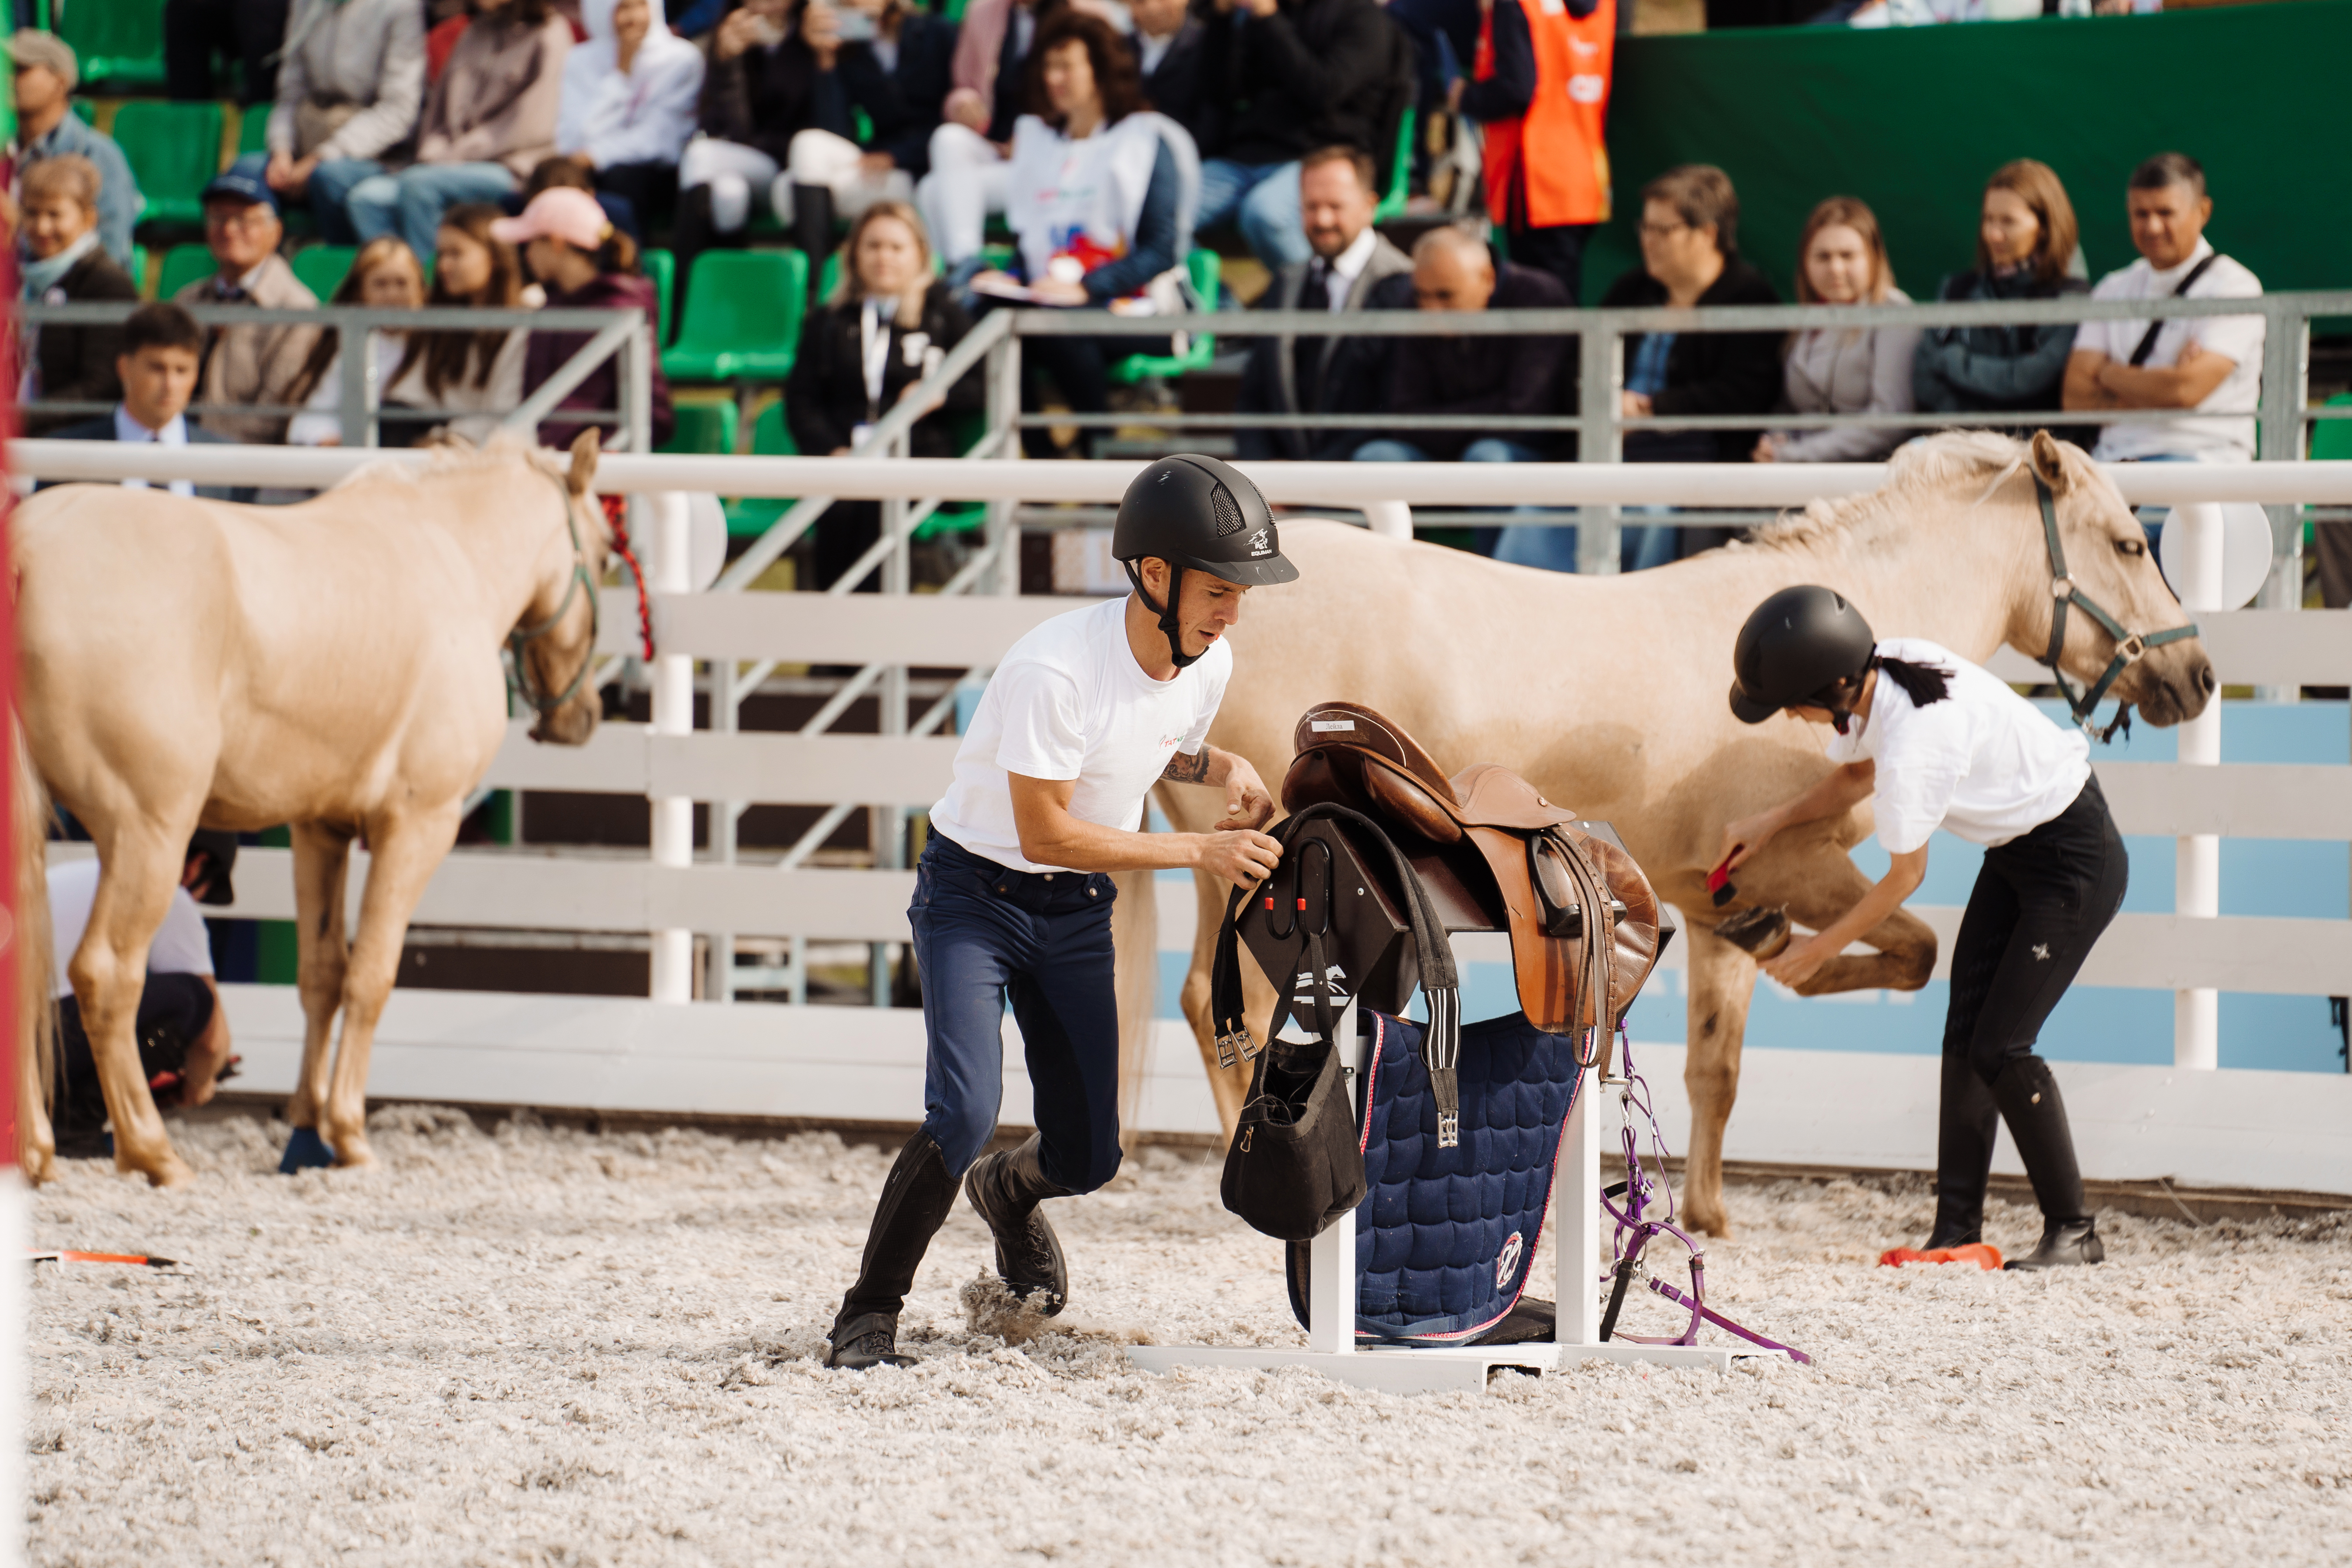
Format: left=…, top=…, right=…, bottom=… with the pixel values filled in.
left=186, top=829, right=238, bottom=908
left=1729, top=585, right=1878, bottom=729
left=1111, top=454, right=1299, bottom=668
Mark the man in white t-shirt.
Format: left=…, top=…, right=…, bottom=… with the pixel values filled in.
left=2062, top=151, right=2264, bottom=464
left=49, top=831, right=240, bottom=1155
left=827, top=454, right=1300, bottom=1371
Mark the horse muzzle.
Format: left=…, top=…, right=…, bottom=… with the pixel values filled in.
left=2124, top=642, right=2217, bottom=728
left=530, top=696, right=600, bottom=747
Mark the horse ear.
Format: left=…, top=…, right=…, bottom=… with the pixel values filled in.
left=2028, top=429, right=2072, bottom=495
left=566, top=428, right=600, bottom=496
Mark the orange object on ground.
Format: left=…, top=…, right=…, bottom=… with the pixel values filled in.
left=1878, top=1243, right=2004, bottom=1270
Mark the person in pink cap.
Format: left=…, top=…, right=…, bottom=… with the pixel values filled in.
left=494, top=186, right=677, bottom=449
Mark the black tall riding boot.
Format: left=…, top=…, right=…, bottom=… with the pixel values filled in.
left=790, top=182, right=836, bottom=295
left=1927, top=1051, right=2000, bottom=1248
left=1990, top=1055, right=2103, bottom=1270
left=963, top=1133, right=1072, bottom=1315
left=828, top=1132, right=961, bottom=1368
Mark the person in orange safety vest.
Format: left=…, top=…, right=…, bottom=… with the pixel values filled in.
left=1454, top=0, right=1614, bottom=305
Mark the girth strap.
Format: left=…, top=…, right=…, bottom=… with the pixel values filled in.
left=2034, top=473, right=2198, bottom=744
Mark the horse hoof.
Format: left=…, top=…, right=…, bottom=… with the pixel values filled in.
left=145, top=1156, right=197, bottom=1190
left=279, top=1127, right=337, bottom=1174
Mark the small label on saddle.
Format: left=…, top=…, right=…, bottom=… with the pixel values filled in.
left=1309, top=719, right=1356, bottom=732
left=1496, top=1232, right=1523, bottom=1287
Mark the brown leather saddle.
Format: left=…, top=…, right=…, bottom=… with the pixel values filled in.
left=1239, top=702, right=1670, bottom=1079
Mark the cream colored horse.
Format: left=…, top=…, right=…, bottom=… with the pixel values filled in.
left=11, top=434, right=611, bottom=1187
left=1150, top=431, right=2214, bottom=1235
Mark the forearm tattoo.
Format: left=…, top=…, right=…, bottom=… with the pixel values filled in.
left=1159, top=748, right=1214, bottom=785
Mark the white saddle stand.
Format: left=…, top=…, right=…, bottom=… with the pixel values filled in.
left=1126, top=934, right=1801, bottom=1395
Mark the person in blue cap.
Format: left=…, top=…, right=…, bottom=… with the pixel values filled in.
left=168, top=168, right=324, bottom=447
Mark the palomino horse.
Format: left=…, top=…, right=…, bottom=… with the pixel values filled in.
left=1146, top=431, right=2214, bottom=1236
left=11, top=433, right=611, bottom=1187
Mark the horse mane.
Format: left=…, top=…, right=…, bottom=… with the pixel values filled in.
left=333, top=431, right=563, bottom=495
left=1745, top=431, right=2035, bottom=554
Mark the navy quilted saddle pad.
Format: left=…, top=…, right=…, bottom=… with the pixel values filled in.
left=1285, top=1009, right=1584, bottom=1346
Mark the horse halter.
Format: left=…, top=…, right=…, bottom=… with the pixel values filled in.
left=505, top=475, right=603, bottom=715
left=2033, top=472, right=2199, bottom=744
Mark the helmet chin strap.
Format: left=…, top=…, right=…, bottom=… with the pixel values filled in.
left=1810, top=656, right=1878, bottom=736
left=1124, top=559, right=1202, bottom=669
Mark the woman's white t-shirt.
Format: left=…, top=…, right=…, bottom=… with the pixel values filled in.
left=1822, top=638, right=2090, bottom=854
left=931, top=597, right=1230, bottom=872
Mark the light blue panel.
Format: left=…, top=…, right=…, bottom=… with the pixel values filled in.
left=2220, top=993, right=2349, bottom=1073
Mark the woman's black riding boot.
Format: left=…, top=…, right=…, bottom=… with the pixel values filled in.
left=1990, top=1055, right=2104, bottom=1270
left=963, top=1133, right=1072, bottom=1315
left=790, top=182, right=836, bottom=293
left=828, top=1132, right=961, bottom=1368
left=1927, top=1051, right=1999, bottom=1248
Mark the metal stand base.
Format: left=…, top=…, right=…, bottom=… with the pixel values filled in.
left=1124, top=1339, right=1788, bottom=1395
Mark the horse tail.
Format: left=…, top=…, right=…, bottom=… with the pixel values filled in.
left=1111, top=864, right=1160, bottom=1154
left=11, top=715, right=56, bottom=1178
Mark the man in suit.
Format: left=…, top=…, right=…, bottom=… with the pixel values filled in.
left=45, top=302, right=252, bottom=504
left=1235, top=145, right=1410, bottom=461
left=1129, top=0, right=1213, bottom=151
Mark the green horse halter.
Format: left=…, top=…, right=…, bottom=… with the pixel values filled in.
left=505, top=474, right=602, bottom=716
left=2033, top=471, right=2200, bottom=744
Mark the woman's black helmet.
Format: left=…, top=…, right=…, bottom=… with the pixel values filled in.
left=1729, top=585, right=1878, bottom=725
left=1112, top=454, right=1298, bottom=667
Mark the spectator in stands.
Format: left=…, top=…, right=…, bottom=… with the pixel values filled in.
left=962, top=9, right=1181, bottom=458
left=496, top=186, right=677, bottom=449
left=557, top=0, right=706, bottom=232
left=514, top=153, right=645, bottom=240
left=1130, top=0, right=1214, bottom=152
left=17, top=154, right=139, bottom=437
left=1456, top=0, right=1611, bottom=307
left=787, top=202, right=981, bottom=587
left=1599, top=164, right=1781, bottom=570
left=676, top=0, right=843, bottom=277
left=286, top=238, right=430, bottom=447
left=2063, top=153, right=2263, bottom=467
left=797, top=0, right=962, bottom=258
left=1913, top=159, right=2086, bottom=431
left=250, top=0, right=429, bottom=247
left=44, top=302, right=250, bottom=502
left=1195, top=0, right=1410, bottom=270
left=172, top=168, right=324, bottom=448
left=1350, top=224, right=1567, bottom=564
left=381, top=203, right=536, bottom=445
left=1754, top=195, right=1920, bottom=464
left=345, top=0, right=574, bottom=265
left=165, top=0, right=288, bottom=106
left=1235, top=145, right=1408, bottom=461
left=6, top=31, right=141, bottom=270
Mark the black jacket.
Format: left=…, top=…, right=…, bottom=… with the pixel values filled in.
left=1367, top=259, right=1571, bottom=462
left=698, top=33, right=853, bottom=165
left=23, top=249, right=140, bottom=438
left=1135, top=18, right=1216, bottom=153
left=1601, top=256, right=1783, bottom=462
left=838, top=12, right=957, bottom=178
left=1202, top=0, right=1411, bottom=168
left=1235, top=230, right=1415, bottom=461
left=1914, top=266, right=2089, bottom=416
left=786, top=281, right=983, bottom=458
left=39, top=414, right=251, bottom=502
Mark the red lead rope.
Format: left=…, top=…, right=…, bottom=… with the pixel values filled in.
left=600, top=495, right=656, bottom=660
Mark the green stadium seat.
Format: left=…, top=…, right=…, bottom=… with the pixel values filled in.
left=724, top=401, right=799, bottom=537
left=1373, top=106, right=1415, bottom=224
left=642, top=248, right=675, bottom=344
left=236, top=105, right=270, bottom=157
left=661, top=248, right=808, bottom=382
left=814, top=245, right=944, bottom=303
left=130, top=242, right=149, bottom=297
left=59, top=0, right=167, bottom=89
left=2312, top=394, right=2352, bottom=463
left=72, top=98, right=95, bottom=125
left=156, top=242, right=217, bottom=301
left=1107, top=249, right=1222, bottom=385
left=112, top=101, right=227, bottom=229
left=660, top=399, right=740, bottom=456
left=291, top=245, right=356, bottom=300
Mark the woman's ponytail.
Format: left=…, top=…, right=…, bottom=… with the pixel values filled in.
left=1876, top=655, right=1953, bottom=709
left=593, top=227, right=640, bottom=277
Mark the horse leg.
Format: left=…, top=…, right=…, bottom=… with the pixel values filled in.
left=318, top=806, right=460, bottom=1167
left=1777, top=854, right=1938, bottom=997
left=70, top=823, right=196, bottom=1188
left=284, top=823, right=355, bottom=1155
left=1679, top=918, right=1757, bottom=1238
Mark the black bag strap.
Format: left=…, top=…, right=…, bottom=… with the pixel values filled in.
left=2126, top=252, right=2221, bottom=368
left=1211, top=803, right=1465, bottom=1146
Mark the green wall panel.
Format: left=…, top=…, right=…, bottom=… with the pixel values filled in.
left=1585, top=4, right=2351, bottom=306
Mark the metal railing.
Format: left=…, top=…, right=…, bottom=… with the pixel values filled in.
left=13, top=301, right=652, bottom=453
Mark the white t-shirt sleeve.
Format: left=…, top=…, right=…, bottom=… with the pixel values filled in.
left=1864, top=702, right=1973, bottom=856
left=147, top=890, right=215, bottom=979
left=990, top=659, right=1090, bottom=781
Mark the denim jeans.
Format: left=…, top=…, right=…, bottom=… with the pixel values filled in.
left=1355, top=437, right=1556, bottom=558
left=1197, top=158, right=1309, bottom=270
left=909, top=833, right=1125, bottom=1192
left=229, top=151, right=386, bottom=247
left=344, top=162, right=518, bottom=262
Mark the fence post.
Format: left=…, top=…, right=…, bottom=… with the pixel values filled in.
left=648, top=491, right=695, bottom=1003
left=2173, top=502, right=2225, bottom=1070
left=336, top=325, right=373, bottom=449
left=1576, top=319, right=1622, bottom=576
left=872, top=429, right=912, bottom=1007
left=984, top=331, right=1022, bottom=597
left=2254, top=302, right=2310, bottom=704
left=709, top=658, right=738, bottom=1003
